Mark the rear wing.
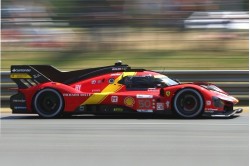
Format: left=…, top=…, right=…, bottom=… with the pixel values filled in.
left=10, top=65, right=61, bottom=89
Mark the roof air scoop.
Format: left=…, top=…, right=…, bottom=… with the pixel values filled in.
left=115, top=60, right=122, bottom=66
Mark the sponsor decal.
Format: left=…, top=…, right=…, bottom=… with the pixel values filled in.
left=12, top=99, right=26, bottom=103
left=33, top=74, right=41, bottom=79
left=206, top=100, right=212, bottom=106
left=112, top=67, right=126, bottom=71
left=166, top=101, right=170, bottom=109
left=12, top=68, right=31, bottom=73
left=75, top=85, right=81, bottom=91
left=92, top=89, right=101, bottom=92
left=12, top=69, right=17, bottom=72
left=110, top=73, right=121, bottom=76
left=10, top=73, right=31, bottom=79
left=114, top=108, right=123, bottom=112
left=204, top=108, right=220, bottom=113
left=91, top=80, right=96, bottom=84
left=156, top=103, right=164, bottom=110
left=79, top=105, right=84, bottom=111
left=63, top=93, right=91, bottom=97
left=206, top=108, right=219, bottom=111
left=124, top=97, right=135, bottom=107
left=166, top=91, right=171, bottom=97
left=136, top=94, right=153, bottom=98
left=14, top=106, right=27, bottom=110
left=109, top=78, right=115, bottom=84
left=148, top=88, right=157, bottom=91
left=204, top=110, right=214, bottom=113
left=137, top=109, right=153, bottom=113
left=111, top=96, right=118, bottom=103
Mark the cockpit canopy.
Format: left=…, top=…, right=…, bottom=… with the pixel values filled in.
left=118, top=75, right=179, bottom=89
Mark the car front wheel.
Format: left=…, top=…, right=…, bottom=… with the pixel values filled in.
left=173, top=88, right=204, bottom=118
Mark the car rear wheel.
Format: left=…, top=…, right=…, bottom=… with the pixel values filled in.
left=33, top=88, right=64, bottom=118
left=173, top=88, right=204, bottom=118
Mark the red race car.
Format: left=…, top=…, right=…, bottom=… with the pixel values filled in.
left=10, top=62, right=243, bottom=118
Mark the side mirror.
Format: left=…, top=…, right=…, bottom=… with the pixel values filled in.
left=160, top=88, right=165, bottom=97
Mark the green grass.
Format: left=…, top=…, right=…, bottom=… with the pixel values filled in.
left=1, top=50, right=248, bottom=71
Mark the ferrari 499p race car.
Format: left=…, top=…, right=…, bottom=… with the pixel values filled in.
left=10, top=62, right=243, bottom=118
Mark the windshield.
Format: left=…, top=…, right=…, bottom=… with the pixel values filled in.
left=154, top=75, right=179, bottom=86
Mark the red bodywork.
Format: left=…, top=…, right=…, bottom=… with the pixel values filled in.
left=10, top=63, right=241, bottom=118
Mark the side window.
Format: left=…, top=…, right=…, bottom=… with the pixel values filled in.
left=118, top=76, right=131, bottom=85
left=119, top=76, right=156, bottom=89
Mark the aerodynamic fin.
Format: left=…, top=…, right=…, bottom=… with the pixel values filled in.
left=10, top=65, right=59, bottom=88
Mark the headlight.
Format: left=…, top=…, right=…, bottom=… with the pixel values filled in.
left=212, top=96, right=224, bottom=108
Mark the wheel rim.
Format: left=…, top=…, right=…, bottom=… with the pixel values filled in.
left=174, top=89, right=203, bottom=118
left=34, top=89, right=63, bottom=118
left=181, top=94, right=198, bottom=112
left=39, top=92, right=60, bottom=113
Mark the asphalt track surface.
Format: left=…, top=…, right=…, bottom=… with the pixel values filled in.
left=0, top=111, right=248, bottom=166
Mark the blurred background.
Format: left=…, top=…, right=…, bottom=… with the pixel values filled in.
left=1, top=0, right=249, bottom=70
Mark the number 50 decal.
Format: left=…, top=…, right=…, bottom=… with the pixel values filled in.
left=138, top=99, right=152, bottom=109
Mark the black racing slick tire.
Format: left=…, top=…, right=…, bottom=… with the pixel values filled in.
left=173, top=88, right=204, bottom=118
left=33, top=88, right=64, bottom=118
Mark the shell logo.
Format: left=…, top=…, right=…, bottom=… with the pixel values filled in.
left=124, top=97, right=135, bottom=107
